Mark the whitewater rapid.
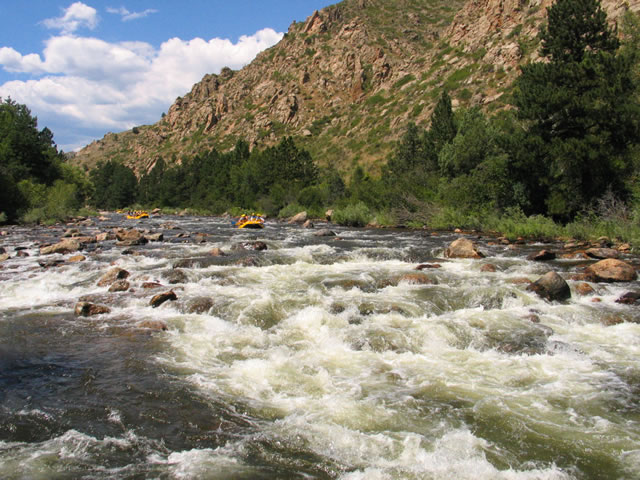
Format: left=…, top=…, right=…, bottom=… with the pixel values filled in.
left=0, top=215, right=638, bottom=479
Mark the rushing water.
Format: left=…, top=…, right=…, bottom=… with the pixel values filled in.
left=0, top=214, right=639, bottom=479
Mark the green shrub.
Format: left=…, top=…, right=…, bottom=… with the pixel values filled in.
left=332, top=202, right=373, bottom=227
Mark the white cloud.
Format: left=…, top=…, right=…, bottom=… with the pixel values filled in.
left=43, top=2, right=99, bottom=34
left=106, top=6, right=158, bottom=22
left=0, top=28, right=283, bottom=151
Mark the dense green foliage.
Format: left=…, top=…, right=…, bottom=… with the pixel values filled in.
left=0, top=98, right=91, bottom=223
left=513, top=0, right=639, bottom=219
left=5, top=0, right=640, bottom=245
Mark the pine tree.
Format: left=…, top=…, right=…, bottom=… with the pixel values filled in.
left=513, top=0, right=639, bottom=219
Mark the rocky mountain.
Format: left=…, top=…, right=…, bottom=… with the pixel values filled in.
left=72, top=0, right=639, bottom=177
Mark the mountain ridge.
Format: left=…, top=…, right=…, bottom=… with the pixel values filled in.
left=71, top=0, right=638, bottom=177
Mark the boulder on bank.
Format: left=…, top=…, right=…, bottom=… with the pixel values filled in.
left=585, top=259, right=637, bottom=283
left=289, top=211, right=308, bottom=224
left=74, top=302, right=111, bottom=316
left=97, top=267, right=130, bottom=287
left=526, top=271, right=571, bottom=301
left=444, top=238, right=485, bottom=259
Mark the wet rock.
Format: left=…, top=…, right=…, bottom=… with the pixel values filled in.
left=251, top=241, right=268, bottom=251
left=325, top=209, right=334, bottom=222
left=108, top=280, right=131, bottom=292
left=40, top=239, right=81, bottom=255
left=575, top=282, right=595, bottom=296
left=585, top=248, right=619, bottom=260
left=115, top=229, right=148, bottom=246
left=615, top=292, right=640, bottom=305
left=416, top=263, right=442, bottom=270
left=185, top=297, right=214, bottom=314
left=38, top=259, right=66, bottom=268
left=235, top=257, right=260, bottom=267
left=527, top=271, right=571, bottom=302
left=314, top=229, right=337, bottom=237
left=74, top=302, right=111, bottom=316
left=397, top=273, right=434, bottom=285
left=137, top=319, right=168, bottom=331
left=0, top=247, right=5, bottom=254
left=527, top=250, right=556, bottom=261
left=194, top=233, right=207, bottom=243
left=150, top=290, right=177, bottom=308
left=63, top=228, right=80, bottom=237
left=444, top=238, right=485, bottom=259
left=67, top=255, right=86, bottom=263
left=142, top=282, right=163, bottom=289
left=232, top=241, right=267, bottom=251
left=480, top=264, right=497, bottom=272
left=164, top=269, right=188, bottom=284
left=289, top=211, right=308, bottom=224
left=302, top=220, right=314, bottom=228
left=0, top=253, right=9, bottom=262
left=145, top=232, right=164, bottom=242
left=509, top=277, right=532, bottom=285
left=585, top=259, right=638, bottom=283
left=97, top=267, right=130, bottom=287
left=173, top=258, right=216, bottom=269
left=16, top=250, right=29, bottom=258
left=209, top=247, right=226, bottom=256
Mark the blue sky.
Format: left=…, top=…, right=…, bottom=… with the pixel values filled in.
left=0, top=1, right=336, bottom=151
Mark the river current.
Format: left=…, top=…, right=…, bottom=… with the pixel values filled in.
left=0, top=214, right=638, bottom=479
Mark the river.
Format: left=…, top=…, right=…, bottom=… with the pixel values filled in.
left=0, top=214, right=638, bottom=479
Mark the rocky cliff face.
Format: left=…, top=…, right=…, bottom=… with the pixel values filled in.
left=72, top=0, right=639, bottom=177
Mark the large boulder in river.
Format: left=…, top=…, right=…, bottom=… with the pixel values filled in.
left=289, top=211, right=308, bottom=224
left=115, top=229, right=148, bottom=246
left=150, top=290, right=177, bottom=308
left=444, top=238, right=485, bottom=259
left=585, top=259, right=637, bottom=283
left=527, top=271, right=571, bottom=301
left=40, top=239, right=81, bottom=255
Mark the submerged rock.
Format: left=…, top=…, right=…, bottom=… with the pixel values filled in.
left=527, top=271, right=571, bottom=302
left=74, top=302, right=111, bottom=316
left=313, top=229, right=337, bottom=237
left=108, top=280, right=131, bottom=292
left=527, top=250, right=556, bottom=261
left=97, top=267, right=130, bottom=287
left=185, top=297, right=214, bottom=314
left=615, top=292, right=640, bottom=305
left=137, top=319, right=168, bottom=331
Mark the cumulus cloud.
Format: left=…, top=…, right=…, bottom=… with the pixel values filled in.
left=106, top=6, right=158, bottom=22
left=42, top=2, right=99, bottom=34
left=0, top=28, right=283, bottom=151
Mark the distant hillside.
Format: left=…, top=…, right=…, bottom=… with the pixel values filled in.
left=71, top=0, right=639, bottom=177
